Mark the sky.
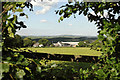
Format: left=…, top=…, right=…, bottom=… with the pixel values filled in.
left=16, top=0, right=98, bottom=36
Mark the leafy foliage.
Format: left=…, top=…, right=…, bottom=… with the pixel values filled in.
left=23, top=37, right=33, bottom=47
left=38, top=38, right=51, bottom=47
left=78, top=41, right=88, bottom=47
left=4, top=34, right=23, bottom=48
left=90, top=40, right=102, bottom=50
left=1, top=2, right=44, bottom=79
left=1, top=1, right=120, bottom=80
left=56, top=1, right=120, bottom=79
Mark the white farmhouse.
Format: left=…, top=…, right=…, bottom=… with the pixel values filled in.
left=33, top=42, right=39, bottom=47
left=53, top=41, right=79, bottom=47
left=39, top=44, right=43, bottom=47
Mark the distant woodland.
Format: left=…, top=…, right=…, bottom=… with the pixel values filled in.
left=22, top=35, right=97, bottom=42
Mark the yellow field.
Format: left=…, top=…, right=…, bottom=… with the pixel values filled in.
left=21, top=47, right=101, bottom=56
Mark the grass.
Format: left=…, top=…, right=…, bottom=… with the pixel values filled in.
left=20, top=47, right=101, bottom=56
left=46, top=60, right=93, bottom=70
left=14, top=47, right=98, bottom=78
left=39, top=60, right=93, bottom=78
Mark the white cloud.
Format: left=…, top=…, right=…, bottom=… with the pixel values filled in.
left=68, top=24, right=72, bottom=26
left=30, top=0, right=59, bottom=15
left=40, top=19, right=47, bottom=23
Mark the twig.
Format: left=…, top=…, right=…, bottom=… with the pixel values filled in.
left=9, top=74, right=14, bottom=80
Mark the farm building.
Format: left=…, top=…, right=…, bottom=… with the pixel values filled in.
left=33, top=42, right=43, bottom=47
left=53, top=42, right=79, bottom=47
left=39, top=44, right=43, bottom=47
left=33, top=42, right=39, bottom=47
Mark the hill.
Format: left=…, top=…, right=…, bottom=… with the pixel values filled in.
left=22, top=35, right=97, bottom=42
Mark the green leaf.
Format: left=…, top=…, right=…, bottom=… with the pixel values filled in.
left=16, top=69, right=26, bottom=79
left=8, top=27, right=12, bottom=33
left=95, top=69, right=105, bottom=76
left=18, top=55, right=24, bottom=61
left=21, top=4, right=25, bottom=8
left=60, top=16, right=64, bottom=21
left=2, top=63, right=9, bottom=73
left=92, top=65, right=98, bottom=70
left=9, top=33, right=14, bottom=38
left=15, top=8, right=23, bottom=12
left=6, top=57, right=11, bottom=61
left=20, top=13, right=28, bottom=18
left=25, top=67, right=31, bottom=73
left=21, top=59, right=29, bottom=66
left=36, top=66, right=41, bottom=73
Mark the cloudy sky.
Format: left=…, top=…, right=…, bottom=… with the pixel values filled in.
left=16, top=0, right=98, bottom=36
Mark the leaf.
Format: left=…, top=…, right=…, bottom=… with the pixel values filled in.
left=16, top=69, right=26, bottom=79
left=6, top=57, right=11, bottom=61
left=18, top=55, right=24, bottom=61
left=92, top=65, right=98, bottom=70
left=10, top=23, right=14, bottom=27
left=74, top=15, right=76, bottom=18
left=25, top=67, right=31, bottom=73
left=9, top=33, right=14, bottom=38
left=8, top=26, right=14, bottom=38
left=20, top=13, right=25, bottom=16
left=20, top=13, right=28, bottom=18
left=55, top=10, right=59, bottom=14
left=15, top=8, right=23, bottom=12
left=36, top=66, right=41, bottom=73
left=34, top=59, right=40, bottom=64
left=21, top=59, right=29, bottom=66
left=19, top=21, right=24, bottom=25
left=22, top=25, right=27, bottom=28
left=58, top=19, right=60, bottom=23
left=95, top=69, right=105, bottom=76
left=60, top=16, right=64, bottom=21
left=21, top=4, right=25, bottom=8
left=79, top=11, right=82, bottom=15
left=59, top=9, right=63, bottom=15
left=2, top=63, right=9, bottom=73
left=8, top=27, right=12, bottom=33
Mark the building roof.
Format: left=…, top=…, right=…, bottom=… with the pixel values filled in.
left=61, top=42, right=79, bottom=45
left=33, top=42, right=39, bottom=46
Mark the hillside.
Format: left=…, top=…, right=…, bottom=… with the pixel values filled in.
left=22, top=35, right=97, bottom=42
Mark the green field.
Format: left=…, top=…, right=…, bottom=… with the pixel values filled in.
left=21, top=47, right=101, bottom=56
left=16, top=47, right=100, bottom=77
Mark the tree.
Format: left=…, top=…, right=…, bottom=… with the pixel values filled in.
left=14, top=34, right=23, bottom=48
left=84, top=40, right=90, bottom=43
left=1, top=1, right=120, bottom=79
left=4, top=34, right=23, bottom=48
left=2, top=2, right=33, bottom=50
left=1, top=2, right=41, bottom=80
left=78, top=40, right=90, bottom=47
left=56, top=1, right=120, bottom=58
left=90, top=40, right=102, bottom=50
left=23, top=37, right=33, bottom=47
left=78, top=41, right=86, bottom=47
left=32, top=40, right=36, bottom=45
left=4, top=37, right=14, bottom=48
left=38, top=38, right=49, bottom=47
left=56, top=1, right=120, bottom=79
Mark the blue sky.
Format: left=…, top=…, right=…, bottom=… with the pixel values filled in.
left=16, top=0, right=98, bottom=36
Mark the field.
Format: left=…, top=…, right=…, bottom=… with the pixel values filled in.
left=21, top=47, right=101, bottom=56
left=16, top=47, right=100, bottom=78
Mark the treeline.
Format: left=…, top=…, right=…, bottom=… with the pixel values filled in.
left=5, top=34, right=101, bottom=48
left=27, top=36, right=97, bottom=43
left=77, top=40, right=102, bottom=49
left=4, top=34, right=52, bottom=48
